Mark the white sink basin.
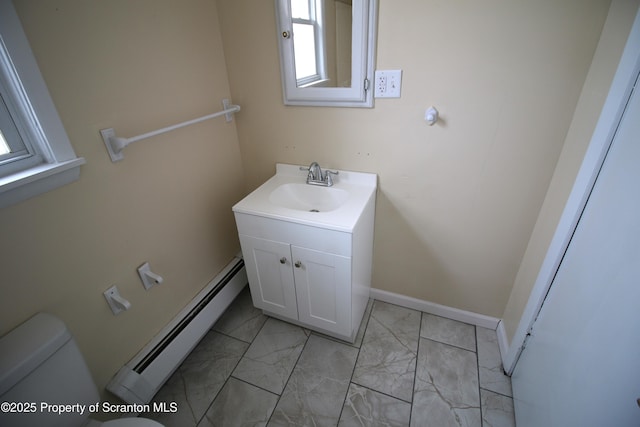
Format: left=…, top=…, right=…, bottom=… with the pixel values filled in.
left=232, top=163, right=377, bottom=232
left=269, top=183, right=349, bottom=212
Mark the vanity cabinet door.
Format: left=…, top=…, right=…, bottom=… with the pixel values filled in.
left=239, top=235, right=298, bottom=320
left=291, top=246, right=351, bottom=337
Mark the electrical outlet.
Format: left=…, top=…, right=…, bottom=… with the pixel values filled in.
left=374, top=70, right=402, bottom=98
left=376, top=74, right=387, bottom=94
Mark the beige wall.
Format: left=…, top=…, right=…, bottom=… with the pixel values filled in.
left=217, top=0, right=611, bottom=317
left=0, top=0, right=244, bottom=399
left=502, top=0, right=640, bottom=343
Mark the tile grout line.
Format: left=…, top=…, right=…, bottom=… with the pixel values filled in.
left=193, top=321, right=269, bottom=427
left=228, top=376, right=280, bottom=398
left=420, top=336, right=478, bottom=354
left=346, top=302, right=422, bottom=423
left=263, top=329, right=312, bottom=426
left=336, top=299, right=374, bottom=425
left=409, top=310, right=425, bottom=426
left=476, top=326, right=485, bottom=427
left=479, top=386, right=514, bottom=399
left=337, top=334, right=362, bottom=425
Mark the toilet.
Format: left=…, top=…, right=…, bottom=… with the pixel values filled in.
left=0, top=313, right=164, bottom=427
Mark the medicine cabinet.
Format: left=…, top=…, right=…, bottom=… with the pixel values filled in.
left=275, top=0, right=378, bottom=107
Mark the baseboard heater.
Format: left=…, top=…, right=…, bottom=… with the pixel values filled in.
left=106, top=256, right=247, bottom=404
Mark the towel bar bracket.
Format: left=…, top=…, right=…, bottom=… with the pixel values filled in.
left=100, top=128, right=124, bottom=162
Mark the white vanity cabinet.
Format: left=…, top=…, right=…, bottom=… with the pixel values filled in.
left=238, top=233, right=352, bottom=337
left=235, top=213, right=372, bottom=342
left=232, top=164, right=377, bottom=343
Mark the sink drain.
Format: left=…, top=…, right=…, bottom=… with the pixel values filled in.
left=309, top=209, right=320, bottom=212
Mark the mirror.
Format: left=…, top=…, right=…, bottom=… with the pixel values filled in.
left=275, top=0, right=377, bottom=107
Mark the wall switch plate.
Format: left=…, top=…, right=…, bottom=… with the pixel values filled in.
left=374, top=70, right=402, bottom=98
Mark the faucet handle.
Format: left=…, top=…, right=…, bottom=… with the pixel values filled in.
left=325, top=169, right=338, bottom=186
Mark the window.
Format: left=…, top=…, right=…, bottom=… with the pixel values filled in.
left=0, top=0, right=84, bottom=208
left=0, top=57, right=45, bottom=178
left=291, top=0, right=327, bottom=87
left=0, top=131, right=7, bottom=154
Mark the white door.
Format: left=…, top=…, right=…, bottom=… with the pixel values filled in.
left=292, top=245, right=352, bottom=337
left=239, top=235, right=298, bottom=319
left=511, top=72, right=640, bottom=426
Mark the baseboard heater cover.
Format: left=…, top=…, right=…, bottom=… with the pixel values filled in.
left=106, top=256, right=247, bottom=404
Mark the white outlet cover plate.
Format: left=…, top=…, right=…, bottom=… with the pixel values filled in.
left=374, top=69, right=402, bottom=98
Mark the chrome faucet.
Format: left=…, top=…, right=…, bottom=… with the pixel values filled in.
left=300, top=162, right=339, bottom=186
left=308, top=162, right=322, bottom=181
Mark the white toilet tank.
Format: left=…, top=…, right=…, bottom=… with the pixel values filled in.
left=0, top=313, right=102, bottom=427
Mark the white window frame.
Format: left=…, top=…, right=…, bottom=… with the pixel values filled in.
left=0, top=0, right=85, bottom=209
left=0, top=48, right=46, bottom=177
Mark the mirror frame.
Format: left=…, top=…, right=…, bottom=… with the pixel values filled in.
left=275, top=0, right=378, bottom=107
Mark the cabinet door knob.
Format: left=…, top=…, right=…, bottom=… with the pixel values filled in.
left=280, top=257, right=287, bottom=264
left=294, top=261, right=302, bottom=268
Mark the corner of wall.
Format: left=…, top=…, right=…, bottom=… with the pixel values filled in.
left=500, top=0, right=640, bottom=363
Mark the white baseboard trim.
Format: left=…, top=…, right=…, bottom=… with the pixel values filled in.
left=369, top=288, right=500, bottom=330
left=495, top=320, right=511, bottom=371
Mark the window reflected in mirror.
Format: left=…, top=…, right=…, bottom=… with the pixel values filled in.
left=290, top=0, right=352, bottom=88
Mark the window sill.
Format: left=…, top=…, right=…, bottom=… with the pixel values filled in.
left=0, top=158, right=86, bottom=208
left=299, top=78, right=330, bottom=88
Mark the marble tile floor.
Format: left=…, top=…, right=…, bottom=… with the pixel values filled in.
left=145, top=287, right=516, bottom=427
